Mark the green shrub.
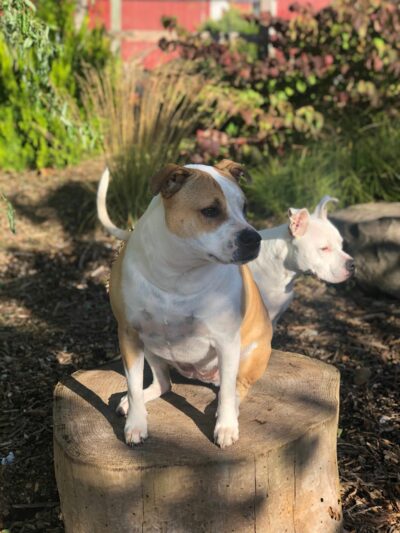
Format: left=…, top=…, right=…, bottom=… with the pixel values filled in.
left=161, top=0, right=400, bottom=162
left=36, top=0, right=113, bottom=101
left=0, top=0, right=113, bottom=170
left=247, top=116, right=400, bottom=218
left=201, top=8, right=258, bottom=36
left=200, top=8, right=260, bottom=61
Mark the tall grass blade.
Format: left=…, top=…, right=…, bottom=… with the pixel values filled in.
left=82, top=62, right=206, bottom=226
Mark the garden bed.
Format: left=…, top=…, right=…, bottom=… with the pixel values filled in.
left=0, top=160, right=398, bottom=532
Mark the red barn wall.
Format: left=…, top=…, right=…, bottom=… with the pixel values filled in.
left=121, top=1, right=210, bottom=31
left=88, top=0, right=111, bottom=29
left=87, top=0, right=332, bottom=65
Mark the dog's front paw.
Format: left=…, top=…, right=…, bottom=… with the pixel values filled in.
left=124, top=411, right=148, bottom=446
left=116, top=394, right=128, bottom=416
left=214, top=419, right=239, bottom=449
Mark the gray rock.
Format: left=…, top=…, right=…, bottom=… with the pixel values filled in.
left=331, top=202, right=400, bottom=299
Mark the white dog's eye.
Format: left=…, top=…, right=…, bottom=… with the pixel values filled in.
left=320, top=246, right=331, bottom=252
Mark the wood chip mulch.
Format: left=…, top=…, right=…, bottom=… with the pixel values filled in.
left=0, top=162, right=398, bottom=533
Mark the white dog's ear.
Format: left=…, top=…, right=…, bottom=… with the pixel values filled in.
left=313, top=195, right=339, bottom=219
left=215, top=159, right=252, bottom=184
left=150, top=164, right=192, bottom=198
left=288, top=208, right=310, bottom=237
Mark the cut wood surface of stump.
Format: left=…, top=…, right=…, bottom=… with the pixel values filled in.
left=53, top=350, right=343, bottom=533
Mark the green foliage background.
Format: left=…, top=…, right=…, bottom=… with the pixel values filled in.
left=0, top=0, right=114, bottom=170
left=161, top=0, right=400, bottom=211
left=0, top=0, right=399, bottom=217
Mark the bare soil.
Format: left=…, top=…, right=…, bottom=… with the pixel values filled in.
left=0, top=160, right=399, bottom=533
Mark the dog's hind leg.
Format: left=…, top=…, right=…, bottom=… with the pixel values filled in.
left=143, top=351, right=171, bottom=402
left=117, top=351, right=171, bottom=415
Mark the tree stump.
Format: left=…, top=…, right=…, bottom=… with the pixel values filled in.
left=53, top=350, right=343, bottom=533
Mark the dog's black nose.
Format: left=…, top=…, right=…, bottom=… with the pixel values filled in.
left=346, top=259, right=355, bottom=273
left=237, top=229, right=261, bottom=248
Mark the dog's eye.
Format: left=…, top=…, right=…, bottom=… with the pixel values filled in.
left=320, top=246, right=330, bottom=252
left=201, top=206, right=220, bottom=218
left=242, top=201, right=248, bottom=216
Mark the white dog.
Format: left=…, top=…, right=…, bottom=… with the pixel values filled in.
left=97, top=160, right=272, bottom=448
left=249, top=196, right=355, bottom=326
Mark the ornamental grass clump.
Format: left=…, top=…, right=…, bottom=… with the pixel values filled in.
left=82, top=63, right=205, bottom=226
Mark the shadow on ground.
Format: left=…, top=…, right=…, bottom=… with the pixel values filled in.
left=0, top=176, right=399, bottom=532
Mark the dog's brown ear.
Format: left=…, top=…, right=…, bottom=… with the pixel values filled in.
left=215, top=159, right=252, bottom=184
left=150, top=164, right=192, bottom=198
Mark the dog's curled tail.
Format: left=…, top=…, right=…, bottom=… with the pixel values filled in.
left=97, top=168, right=130, bottom=240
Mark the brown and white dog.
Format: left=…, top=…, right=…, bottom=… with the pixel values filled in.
left=97, top=161, right=272, bottom=448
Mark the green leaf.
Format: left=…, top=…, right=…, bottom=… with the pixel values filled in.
left=23, top=0, right=36, bottom=11
left=372, top=37, right=386, bottom=54
left=226, top=122, right=239, bottom=136
left=1, top=193, right=16, bottom=233
left=296, top=80, right=307, bottom=93
left=23, top=37, right=33, bottom=48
